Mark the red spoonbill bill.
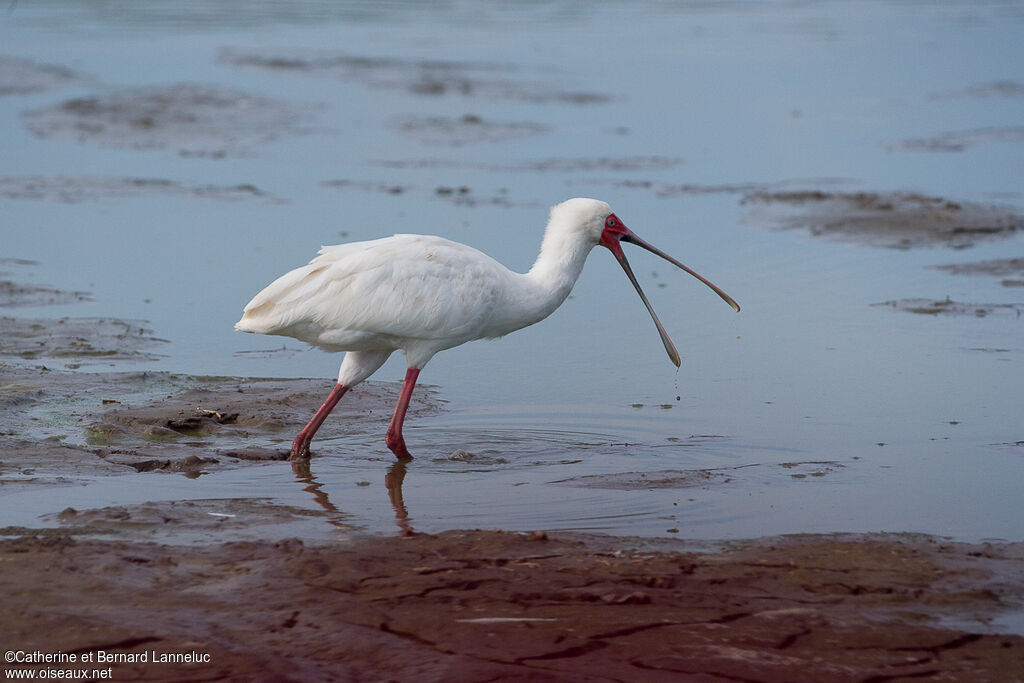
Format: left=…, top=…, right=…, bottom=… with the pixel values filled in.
left=236, top=198, right=740, bottom=461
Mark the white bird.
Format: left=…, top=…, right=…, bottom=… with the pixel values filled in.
left=236, top=198, right=739, bottom=461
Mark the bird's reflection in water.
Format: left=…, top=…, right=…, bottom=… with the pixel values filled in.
left=290, top=458, right=415, bottom=535
left=384, top=460, right=414, bottom=536
left=290, top=459, right=348, bottom=530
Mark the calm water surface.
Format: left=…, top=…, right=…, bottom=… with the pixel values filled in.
left=2, top=1, right=1022, bottom=541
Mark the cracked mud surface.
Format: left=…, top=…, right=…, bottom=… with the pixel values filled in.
left=2, top=530, right=1022, bottom=681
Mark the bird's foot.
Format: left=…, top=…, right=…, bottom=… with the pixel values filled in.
left=289, top=437, right=312, bottom=462
left=385, top=434, right=414, bottom=461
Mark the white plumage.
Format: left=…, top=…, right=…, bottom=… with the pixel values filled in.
left=236, top=198, right=739, bottom=461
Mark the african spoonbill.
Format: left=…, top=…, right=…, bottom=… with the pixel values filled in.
left=235, top=198, right=740, bottom=461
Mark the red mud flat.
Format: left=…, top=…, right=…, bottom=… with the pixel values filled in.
left=2, top=530, right=1023, bottom=682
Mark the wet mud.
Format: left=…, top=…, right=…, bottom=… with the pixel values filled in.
left=0, top=176, right=280, bottom=203
left=734, top=191, right=1024, bottom=317
left=39, top=498, right=335, bottom=543
left=889, top=126, right=1024, bottom=153
left=219, top=48, right=612, bottom=105
left=556, top=468, right=732, bottom=490
left=396, top=113, right=548, bottom=147
left=932, top=257, right=1024, bottom=288
left=2, top=530, right=1022, bottom=681
left=0, top=262, right=165, bottom=364
left=0, top=280, right=91, bottom=308
left=0, top=367, right=441, bottom=482
left=374, top=155, right=682, bottom=173
left=322, top=179, right=522, bottom=208
left=1, top=258, right=92, bottom=307
left=0, top=56, right=83, bottom=96
left=0, top=317, right=167, bottom=363
left=741, top=190, right=1024, bottom=250
left=603, top=177, right=850, bottom=199
left=871, top=298, right=1024, bottom=318
left=556, top=461, right=843, bottom=490
left=932, top=80, right=1024, bottom=100
left=325, top=155, right=684, bottom=209
left=2, top=287, right=1023, bottom=679
left=22, top=84, right=312, bottom=158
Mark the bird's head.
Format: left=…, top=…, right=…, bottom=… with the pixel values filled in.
left=554, top=197, right=740, bottom=367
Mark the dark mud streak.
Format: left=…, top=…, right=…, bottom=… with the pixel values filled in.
left=886, top=633, right=985, bottom=653
left=861, top=670, right=942, bottom=683
left=590, top=611, right=757, bottom=643
left=378, top=621, right=442, bottom=650
left=66, top=635, right=162, bottom=655
left=774, top=626, right=811, bottom=650
left=516, top=640, right=609, bottom=663
left=590, top=621, right=686, bottom=640
left=416, top=578, right=499, bottom=598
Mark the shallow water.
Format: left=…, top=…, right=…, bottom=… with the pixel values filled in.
left=2, top=1, right=1023, bottom=541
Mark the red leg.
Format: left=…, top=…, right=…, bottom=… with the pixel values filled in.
left=385, top=368, right=420, bottom=460
left=290, top=383, right=349, bottom=461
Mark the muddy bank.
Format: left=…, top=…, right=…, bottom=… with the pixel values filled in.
left=0, top=263, right=166, bottom=365
left=2, top=530, right=1022, bottom=681
left=0, top=366, right=441, bottom=482
left=0, top=317, right=167, bottom=363
left=34, top=498, right=338, bottom=544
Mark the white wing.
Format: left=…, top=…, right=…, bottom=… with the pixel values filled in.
left=236, top=235, right=511, bottom=351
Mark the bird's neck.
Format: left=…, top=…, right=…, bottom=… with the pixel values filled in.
left=479, top=221, right=596, bottom=339
left=521, top=224, right=594, bottom=316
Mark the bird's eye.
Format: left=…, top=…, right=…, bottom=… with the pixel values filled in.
left=606, top=217, right=617, bottom=227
